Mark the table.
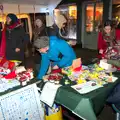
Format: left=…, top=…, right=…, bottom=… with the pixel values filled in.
left=55, top=73, right=120, bottom=120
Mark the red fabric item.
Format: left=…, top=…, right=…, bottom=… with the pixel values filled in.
left=4, top=71, right=16, bottom=79
left=0, top=21, right=20, bottom=58
left=0, top=58, right=15, bottom=70
left=0, top=27, right=6, bottom=57
left=51, top=68, right=62, bottom=73
left=0, top=58, right=7, bottom=66
left=115, top=67, right=120, bottom=71
left=7, top=21, right=20, bottom=29
left=73, top=65, right=82, bottom=72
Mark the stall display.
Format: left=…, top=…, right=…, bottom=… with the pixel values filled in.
left=40, top=58, right=120, bottom=120
left=43, top=58, right=118, bottom=95
left=0, top=58, right=34, bottom=93
left=62, top=63, right=117, bottom=83
left=43, top=73, right=63, bottom=84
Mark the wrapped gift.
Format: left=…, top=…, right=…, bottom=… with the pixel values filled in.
left=0, top=67, right=11, bottom=75
left=0, top=58, right=15, bottom=70
left=17, top=68, right=33, bottom=82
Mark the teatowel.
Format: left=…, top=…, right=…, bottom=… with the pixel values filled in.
left=40, top=82, right=61, bottom=107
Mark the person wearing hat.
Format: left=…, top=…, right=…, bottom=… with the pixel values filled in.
left=0, top=13, right=27, bottom=62
left=34, top=35, right=76, bottom=80
left=48, top=14, right=77, bottom=46
left=32, top=16, right=47, bottom=74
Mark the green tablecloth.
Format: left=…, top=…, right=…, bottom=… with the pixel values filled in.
left=55, top=74, right=120, bottom=120
left=0, top=75, right=119, bottom=120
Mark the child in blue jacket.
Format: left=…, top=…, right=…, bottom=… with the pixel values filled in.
left=34, top=36, right=76, bottom=80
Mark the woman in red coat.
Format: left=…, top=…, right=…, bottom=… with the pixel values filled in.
left=98, top=20, right=120, bottom=58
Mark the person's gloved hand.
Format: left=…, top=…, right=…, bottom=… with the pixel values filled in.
left=68, top=40, right=77, bottom=46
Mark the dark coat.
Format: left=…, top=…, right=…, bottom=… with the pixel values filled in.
left=6, top=24, right=26, bottom=61
left=107, top=83, right=120, bottom=110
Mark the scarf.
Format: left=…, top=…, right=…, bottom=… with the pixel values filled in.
left=102, top=29, right=116, bottom=47
left=0, top=21, right=20, bottom=57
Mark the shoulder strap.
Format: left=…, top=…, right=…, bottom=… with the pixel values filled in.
left=45, top=27, right=48, bottom=37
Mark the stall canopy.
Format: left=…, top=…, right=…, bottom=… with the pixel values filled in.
left=0, top=0, right=62, bottom=13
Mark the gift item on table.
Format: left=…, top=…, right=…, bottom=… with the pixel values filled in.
left=10, top=60, right=22, bottom=66
left=3, top=66, right=26, bottom=80
left=4, top=67, right=33, bottom=82
left=72, top=58, right=82, bottom=72
left=17, top=69, right=34, bottom=85
left=62, top=67, right=72, bottom=76
left=15, top=66, right=26, bottom=73
left=43, top=73, right=63, bottom=84
left=4, top=71, right=16, bottom=79
left=0, top=58, right=15, bottom=70
left=99, top=59, right=117, bottom=72
left=62, top=58, right=82, bottom=76
left=62, top=63, right=118, bottom=87
left=99, top=59, right=113, bottom=70
left=59, top=75, right=76, bottom=86
left=0, top=67, right=11, bottom=75
left=51, top=68, right=62, bottom=74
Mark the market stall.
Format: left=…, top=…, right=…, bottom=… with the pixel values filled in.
left=55, top=76, right=119, bottom=120
left=0, top=57, right=119, bottom=120
left=40, top=58, right=120, bottom=120
left=0, top=58, right=46, bottom=120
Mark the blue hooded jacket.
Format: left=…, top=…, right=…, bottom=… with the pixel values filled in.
left=37, top=36, right=76, bottom=79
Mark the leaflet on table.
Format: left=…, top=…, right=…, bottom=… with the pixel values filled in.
left=71, top=76, right=118, bottom=94
left=71, top=81, right=102, bottom=94
left=40, top=82, right=61, bottom=107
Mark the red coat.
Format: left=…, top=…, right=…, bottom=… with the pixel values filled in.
left=98, top=29, right=120, bottom=51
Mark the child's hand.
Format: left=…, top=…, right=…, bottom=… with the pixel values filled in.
left=52, top=65, right=59, bottom=70
left=15, top=48, right=20, bottom=52
left=99, top=49, right=103, bottom=54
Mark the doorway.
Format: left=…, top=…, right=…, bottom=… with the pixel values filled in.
left=81, top=2, right=103, bottom=50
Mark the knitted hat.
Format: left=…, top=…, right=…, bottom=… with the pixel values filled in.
left=55, top=15, right=67, bottom=29
left=7, top=13, right=18, bottom=24
left=34, top=36, right=49, bottom=49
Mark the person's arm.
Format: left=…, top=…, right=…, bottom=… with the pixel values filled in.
left=56, top=40, right=76, bottom=68
left=16, top=27, right=27, bottom=50
left=37, top=53, right=50, bottom=79
left=107, top=59, right=120, bottom=67
left=116, top=29, right=120, bottom=42
left=98, top=32, right=104, bottom=53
